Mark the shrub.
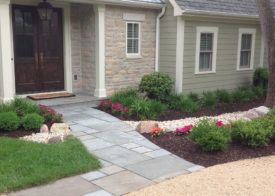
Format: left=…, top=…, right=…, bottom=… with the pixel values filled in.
left=253, top=68, right=268, bottom=89
left=22, top=113, right=44, bottom=131
left=109, top=89, right=138, bottom=107
left=129, top=98, right=166, bottom=120
left=231, top=119, right=272, bottom=148
left=167, top=94, right=199, bottom=113
left=130, top=98, right=153, bottom=120
left=10, top=98, right=40, bottom=117
left=231, top=88, right=245, bottom=102
left=180, top=97, right=200, bottom=113
left=148, top=100, right=167, bottom=115
left=215, top=90, right=232, bottom=103
left=188, top=92, right=200, bottom=102
left=167, top=93, right=182, bottom=110
left=201, top=92, right=218, bottom=108
left=0, top=98, right=40, bottom=117
left=252, top=86, right=265, bottom=98
left=0, top=112, right=20, bottom=131
left=39, top=105, right=63, bottom=124
left=139, top=73, right=173, bottom=101
left=189, top=120, right=231, bottom=152
left=231, top=88, right=256, bottom=102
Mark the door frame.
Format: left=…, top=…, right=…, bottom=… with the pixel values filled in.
left=10, top=0, right=72, bottom=96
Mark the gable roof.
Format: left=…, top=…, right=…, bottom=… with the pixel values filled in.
left=174, top=0, right=275, bottom=17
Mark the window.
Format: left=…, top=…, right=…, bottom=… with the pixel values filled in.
left=126, top=22, right=140, bottom=56
left=195, top=27, right=218, bottom=74
left=237, top=28, right=256, bottom=70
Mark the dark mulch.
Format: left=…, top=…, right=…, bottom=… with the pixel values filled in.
left=0, top=129, right=34, bottom=138
left=143, top=132, right=275, bottom=167
left=158, top=97, right=265, bottom=121
left=98, top=97, right=265, bottom=121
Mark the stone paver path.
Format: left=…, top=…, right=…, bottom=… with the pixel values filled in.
left=10, top=103, right=203, bottom=196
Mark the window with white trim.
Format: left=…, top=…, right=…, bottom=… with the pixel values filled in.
left=195, top=27, right=218, bottom=74
left=126, top=22, right=140, bottom=55
left=237, top=28, right=256, bottom=70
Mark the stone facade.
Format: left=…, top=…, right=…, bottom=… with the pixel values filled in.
left=70, top=4, right=96, bottom=95
left=105, top=5, right=157, bottom=95
left=70, top=4, right=157, bottom=96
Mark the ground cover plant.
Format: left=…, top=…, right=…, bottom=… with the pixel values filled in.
left=98, top=72, right=266, bottom=121
left=0, top=98, right=63, bottom=137
left=0, top=138, right=101, bottom=193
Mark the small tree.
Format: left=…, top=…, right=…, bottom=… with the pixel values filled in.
left=256, top=0, right=275, bottom=107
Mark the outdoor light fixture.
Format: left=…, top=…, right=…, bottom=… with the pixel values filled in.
left=37, top=0, right=54, bottom=21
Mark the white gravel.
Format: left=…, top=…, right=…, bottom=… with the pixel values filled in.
left=125, top=110, right=252, bottom=132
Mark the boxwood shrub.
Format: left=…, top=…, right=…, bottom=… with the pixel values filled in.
left=231, top=119, right=272, bottom=148
left=189, top=120, right=231, bottom=152
left=0, top=112, right=20, bottom=131
left=22, top=113, right=44, bottom=131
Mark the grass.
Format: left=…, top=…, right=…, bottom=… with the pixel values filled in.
left=0, top=137, right=101, bottom=194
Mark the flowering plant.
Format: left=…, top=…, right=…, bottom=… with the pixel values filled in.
left=39, top=104, right=63, bottom=125
left=216, top=121, right=224, bottom=127
left=99, top=99, right=113, bottom=110
left=111, top=102, right=129, bottom=115
left=175, top=124, right=193, bottom=135
left=150, top=127, right=164, bottom=137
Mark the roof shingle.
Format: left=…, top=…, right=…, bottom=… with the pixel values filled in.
left=175, top=0, right=275, bottom=16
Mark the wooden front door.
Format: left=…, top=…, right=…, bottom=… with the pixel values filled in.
left=13, top=5, right=64, bottom=94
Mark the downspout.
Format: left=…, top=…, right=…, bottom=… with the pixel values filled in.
left=155, top=6, right=166, bottom=72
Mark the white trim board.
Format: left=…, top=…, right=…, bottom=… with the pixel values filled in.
left=175, top=16, right=184, bottom=93
left=195, top=26, right=218, bottom=75
left=236, top=28, right=256, bottom=71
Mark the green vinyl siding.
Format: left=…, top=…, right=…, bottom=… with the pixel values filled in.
left=183, top=19, right=262, bottom=93
left=159, top=4, right=177, bottom=80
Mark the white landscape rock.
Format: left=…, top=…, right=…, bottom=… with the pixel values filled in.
left=254, top=106, right=270, bottom=116
left=21, top=123, right=72, bottom=144
left=40, top=124, right=49, bottom=133
left=125, top=106, right=269, bottom=132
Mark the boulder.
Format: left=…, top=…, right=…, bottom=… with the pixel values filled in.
left=48, top=135, right=62, bottom=144
left=40, top=124, right=49, bottom=133
left=136, top=121, right=159, bottom=133
left=242, top=109, right=260, bottom=120
left=50, top=123, right=71, bottom=136
left=254, top=106, right=270, bottom=116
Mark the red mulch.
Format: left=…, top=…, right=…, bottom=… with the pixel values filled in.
left=99, top=97, right=265, bottom=121
left=143, top=132, right=275, bottom=167
left=0, top=129, right=34, bottom=138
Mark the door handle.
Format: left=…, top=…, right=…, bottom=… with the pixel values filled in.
left=39, top=53, right=44, bottom=67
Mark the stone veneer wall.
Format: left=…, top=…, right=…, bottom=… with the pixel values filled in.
left=105, top=5, right=157, bottom=95
left=70, top=4, right=96, bottom=95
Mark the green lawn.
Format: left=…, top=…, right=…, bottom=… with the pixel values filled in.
left=0, top=137, right=101, bottom=193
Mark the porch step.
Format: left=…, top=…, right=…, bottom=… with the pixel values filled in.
left=31, top=94, right=102, bottom=107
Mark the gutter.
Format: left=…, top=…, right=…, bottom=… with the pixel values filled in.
left=181, top=9, right=260, bottom=20
left=58, top=0, right=164, bottom=9
left=155, top=6, right=166, bottom=72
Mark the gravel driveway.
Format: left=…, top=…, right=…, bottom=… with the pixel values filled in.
left=127, top=155, right=275, bottom=196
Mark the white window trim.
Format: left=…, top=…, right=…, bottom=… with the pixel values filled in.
left=195, top=26, right=218, bottom=75
left=236, top=28, right=256, bottom=71
left=126, top=21, right=141, bottom=58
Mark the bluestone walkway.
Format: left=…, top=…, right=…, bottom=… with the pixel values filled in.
left=10, top=102, right=203, bottom=196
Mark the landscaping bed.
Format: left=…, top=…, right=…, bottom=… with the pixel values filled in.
left=0, top=98, right=63, bottom=139
left=102, top=97, right=265, bottom=121
left=143, top=132, right=275, bottom=167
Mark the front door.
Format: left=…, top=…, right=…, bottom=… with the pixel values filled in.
left=13, top=5, right=64, bottom=94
